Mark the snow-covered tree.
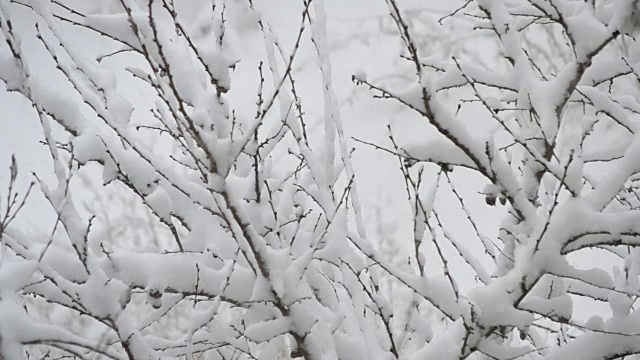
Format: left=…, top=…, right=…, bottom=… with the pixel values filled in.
left=3, top=0, right=640, bottom=359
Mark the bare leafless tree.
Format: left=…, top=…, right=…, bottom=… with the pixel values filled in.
left=2, top=0, right=640, bottom=359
